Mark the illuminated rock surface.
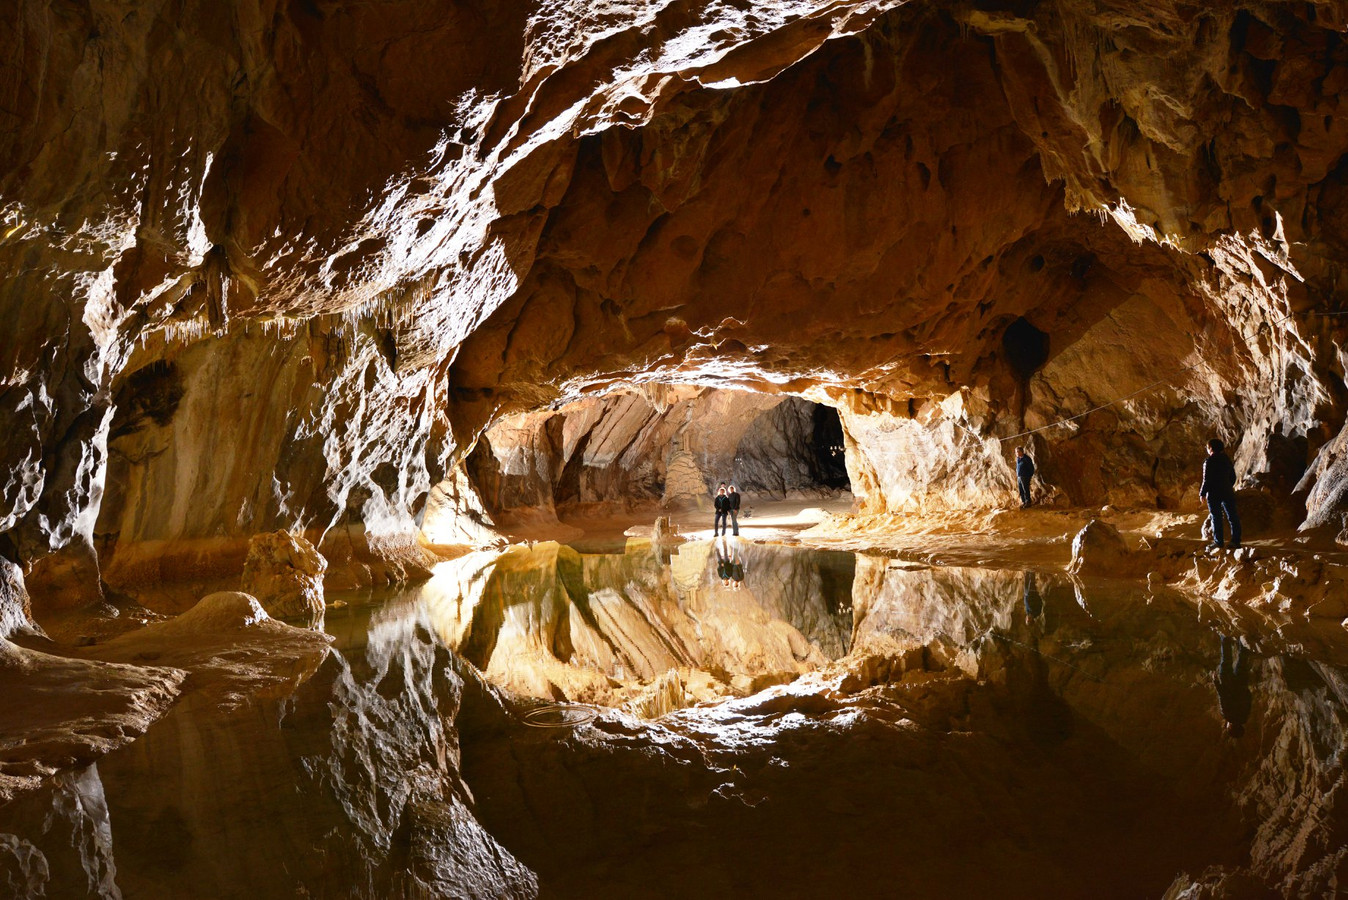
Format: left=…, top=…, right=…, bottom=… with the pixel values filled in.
left=5, top=0, right=1348, bottom=602
left=4, top=0, right=1348, bottom=896
left=240, top=531, right=328, bottom=622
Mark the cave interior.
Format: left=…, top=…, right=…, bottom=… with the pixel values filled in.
left=2, top=0, right=1348, bottom=896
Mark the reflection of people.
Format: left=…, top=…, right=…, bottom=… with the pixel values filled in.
left=728, top=484, right=742, bottom=536
left=714, top=537, right=732, bottom=586
left=713, top=484, right=729, bottom=535
left=1022, top=571, right=1043, bottom=622
left=1201, top=439, right=1241, bottom=551
left=729, top=542, right=745, bottom=590
left=1015, top=447, right=1036, bottom=508
left=1214, top=635, right=1252, bottom=738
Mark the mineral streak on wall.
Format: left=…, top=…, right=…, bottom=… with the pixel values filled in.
left=4, top=1, right=1348, bottom=623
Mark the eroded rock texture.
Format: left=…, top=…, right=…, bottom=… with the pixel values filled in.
left=4, top=3, right=1348, bottom=610
left=240, top=530, right=327, bottom=621
left=458, top=386, right=849, bottom=530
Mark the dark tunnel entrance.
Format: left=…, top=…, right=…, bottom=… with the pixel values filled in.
left=1003, top=316, right=1050, bottom=380
left=810, top=404, right=851, bottom=490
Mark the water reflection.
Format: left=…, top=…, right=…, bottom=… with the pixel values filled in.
left=2, top=556, right=1348, bottom=897
left=412, top=539, right=857, bottom=707
left=0, top=598, right=537, bottom=900
left=1022, top=570, right=1043, bottom=622
left=1215, top=635, right=1254, bottom=739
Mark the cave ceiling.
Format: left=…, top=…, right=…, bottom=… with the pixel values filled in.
left=4, top=0, right=1348, bottom=558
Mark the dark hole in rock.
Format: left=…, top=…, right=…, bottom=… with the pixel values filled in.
left=810, top=404, right=851, bottom=490
left=111, top=360, right=184, bottom=437
left=1003, top=316, right=1050, bottom=380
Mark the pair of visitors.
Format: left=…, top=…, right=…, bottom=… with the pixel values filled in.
left=1013, top=441, right=1241, bottom=553
left=713, top=483, right=741, bottom=536
left=714, top=536, right=745, bottom=589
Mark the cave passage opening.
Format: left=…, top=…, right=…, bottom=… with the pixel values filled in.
left=1002, top=316, right=1050, bottom=380
left=809, top=403, right=851, bottom=491
left=453, top=388, right=854, bottom=541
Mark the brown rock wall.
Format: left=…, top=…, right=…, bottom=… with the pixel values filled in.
left=5, top=0, right=1348, bottom=605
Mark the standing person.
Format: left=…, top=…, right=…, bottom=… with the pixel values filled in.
left=1200, top=439, right=1241, bottom=550
left=1015, top=447, right=1036, bottom=508
left=727, top=484, right=742, bottom=536
left=713, top=484, right=729, bottom=536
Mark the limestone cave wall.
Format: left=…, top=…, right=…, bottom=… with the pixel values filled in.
left=458, top=386, right=850, bottom=531
left=5, top=0, right=1348, bottom=619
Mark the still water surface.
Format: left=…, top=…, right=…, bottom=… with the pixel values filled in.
left=0, top=539, right=1343, bottom=897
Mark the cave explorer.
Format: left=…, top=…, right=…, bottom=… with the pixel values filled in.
left=1200, top=439, right=1241, bottom=551
left=730, top=542, right=745, bottom=590
left=1015, top=447, right=1036, bottom=508
left=727, top=484, right=742, bottom=535
left=714, top=484, right=730, bottom=536
left=1214, top=635, right=1253, bottom=738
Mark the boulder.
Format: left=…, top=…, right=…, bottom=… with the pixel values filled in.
left=1069, top=519, right=1140, bottom=578
left=240, top=531, right=327, bottom=621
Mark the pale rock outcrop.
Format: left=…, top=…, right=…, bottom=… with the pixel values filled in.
left=85, top=590, right=333, bottom=709
left=240, top=531, right=327, bottom=621
left=0, top=559, right=33, bottom=640
left=1068, top=519, right=1142, bottom=578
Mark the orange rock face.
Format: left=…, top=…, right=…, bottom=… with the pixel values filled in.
left=2, top=1, right=1348, bottom=616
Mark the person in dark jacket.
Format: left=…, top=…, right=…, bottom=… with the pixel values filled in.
left=1200, top=439, right=1241, bottom=550
left=1214, top=634, right=1252, bottom=738
left=713, top=484, right=729, bottom=536
left=727, top=484, right=742, bottom=536
left=1015, top=447, right=1036, bottom=508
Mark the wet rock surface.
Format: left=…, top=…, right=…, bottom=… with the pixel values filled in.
left=0, top=596, right=535, bottom=899
left=0, top=643, right=184, bottom=804
left=0, top=545, right=1340, bottom=896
